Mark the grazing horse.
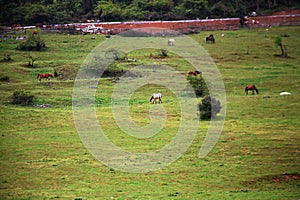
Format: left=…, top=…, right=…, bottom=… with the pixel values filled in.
left=37, top=73, right=53, bottom=81
left=206, top=34, right=215, bottom=44
left=188, top=70, right=201, bottom=76
left=245, top=85, right=259, bottom=95
left=168, top=38, right=175, bottom=46
left=150, top=93, right=162, bottom=104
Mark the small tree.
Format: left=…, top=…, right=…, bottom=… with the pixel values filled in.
left=187, top=75, right=208, bottom=97
left=274, top=36, right=287, bottom=57
left=26, top=54, right=39, bottom=68
left=199, top=96, right=221, bottom=120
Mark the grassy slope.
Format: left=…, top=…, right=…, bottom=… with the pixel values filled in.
left=0, top=26, right=299, bottom=199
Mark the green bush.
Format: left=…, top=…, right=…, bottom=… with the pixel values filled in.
left=102, top=64, right=124, bottom=77
left=17, top=31, right=46, bottom=51
left=199, top=96, right=221, bottom=120
left=11, top=89, right=35, bottom=106
left=187, top=74, right=208, bottom=97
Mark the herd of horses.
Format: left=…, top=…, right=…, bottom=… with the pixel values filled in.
left=38, top=33, right=257, bottom=107
left=38, top=72, right=259, bottom=108
left=148, top=70, right=259, bottom=104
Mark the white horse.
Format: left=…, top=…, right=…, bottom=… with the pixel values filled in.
left=168, top=38, right=175, bottom=46
left=150, top=93, right=162, bottom=104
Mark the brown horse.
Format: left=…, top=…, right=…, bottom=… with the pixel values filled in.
left=245, top=85, right=259, bottom=95
left=188, top=70, right=201, bottom=76
left=206, top=34, right=215, bottom=44
left=37, top=73, right=53, bottom=81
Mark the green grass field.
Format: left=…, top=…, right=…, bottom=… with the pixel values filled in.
left=0, top=26, right=299, bottom=199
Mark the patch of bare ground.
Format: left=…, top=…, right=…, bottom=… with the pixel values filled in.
left=243, top=173, right=300, bottom=187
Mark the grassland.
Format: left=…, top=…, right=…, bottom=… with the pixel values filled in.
left=0, top=26, right=299, bottom=199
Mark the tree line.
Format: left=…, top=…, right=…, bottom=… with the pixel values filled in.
left=1, top=0, right=299, bottom=26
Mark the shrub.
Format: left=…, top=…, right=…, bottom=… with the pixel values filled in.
left=159, top=49, right=168, bottom=57
left=3, top=55, right=12, bottom=62
left=199, top=96, right=221, bottom=120
left=26, top=54, right=40, bottom=68
left=102, top=64, right=124, bottom=77
left=187, top=75, right=208, bottom=97
left=17, top=31, right=46, bottom=51
left=0, top=76, right=9, bottom=82
left=150, top=49, right=168, bottom=58
left=11, top=89, right=35, bottom=106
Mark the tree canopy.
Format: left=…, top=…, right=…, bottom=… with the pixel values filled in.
left=1, top=0, right=299, bottom=26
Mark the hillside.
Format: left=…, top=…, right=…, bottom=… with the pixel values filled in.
left=0, top=26, right=299, bottom=199
left=1, top=0, right=300, bottom=26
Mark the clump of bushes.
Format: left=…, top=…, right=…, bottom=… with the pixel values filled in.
left=11, top=89, right=35, bottom=106
left=199, top=96, right=221, bottom=120
left=102, top=64, right=124, bottom=77
left=17, top=30, right=46, bottom=51
left=187, top=74, right=208, bottom=97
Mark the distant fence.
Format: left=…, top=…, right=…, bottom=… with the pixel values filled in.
left=7, top=10, right=300, bottom=34
left=244, top=14, right=300, bottom=28
left=96, top=18, right=241, bottom=34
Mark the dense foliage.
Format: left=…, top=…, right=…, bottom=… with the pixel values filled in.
left=199, top=95, right=221, bottom=120
left=187, top=74, right=208, bottom=97
left=11, top=89, right=35, bottom=105
left=1, top=0, right=299, bottom=26
left=16, top=31, right=46, bottom=51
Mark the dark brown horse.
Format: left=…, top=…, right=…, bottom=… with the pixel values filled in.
left=37, top=73, right=53, bottom=81
left=188, top=70, right=201, bottom=76
left=245, top=85, right=259, bottom=95
left=206, top=34, right=215, bottom=44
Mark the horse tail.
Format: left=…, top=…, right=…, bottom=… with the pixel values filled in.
left=254, top=85, right=259, bottom=94
left=245, top=86, right=248, bottom=94
left=37, top=74, right=41, bottom=79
